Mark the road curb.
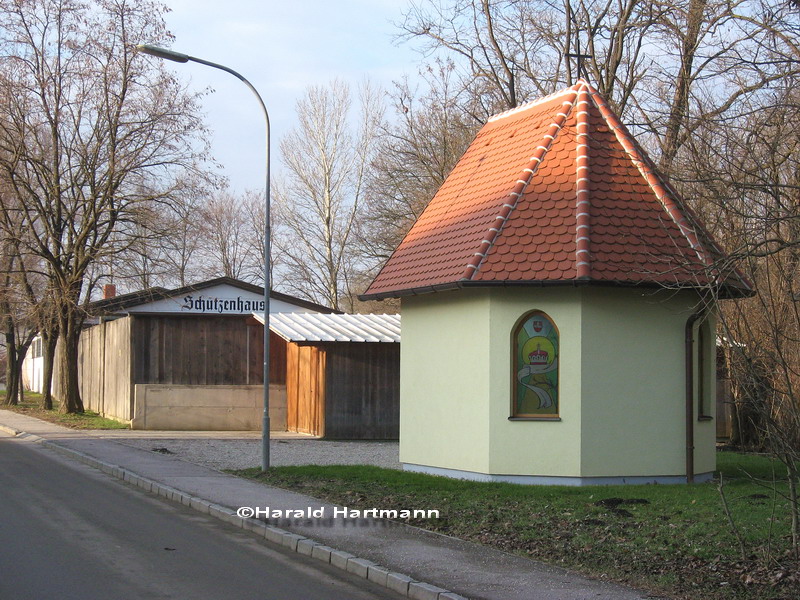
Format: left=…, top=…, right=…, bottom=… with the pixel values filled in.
left=14, top=432, right=468, bottom=600
left=0, top=423, right=21, bottom=436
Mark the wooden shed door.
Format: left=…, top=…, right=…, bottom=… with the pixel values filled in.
left=286, top=343, right=325, bottom=436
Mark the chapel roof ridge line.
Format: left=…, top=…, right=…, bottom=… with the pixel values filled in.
left=462, top=84, right=582, bottom=281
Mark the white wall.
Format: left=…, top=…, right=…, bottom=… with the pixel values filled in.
left=21, top=336, right=44, bottom=393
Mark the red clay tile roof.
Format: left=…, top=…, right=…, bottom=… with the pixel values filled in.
left=362, top=81, right=752, bottom=300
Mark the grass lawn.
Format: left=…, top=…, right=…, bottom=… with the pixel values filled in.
left=235, top=452, right=800, bottom=600
left=0, top=391, right=129, bottom=429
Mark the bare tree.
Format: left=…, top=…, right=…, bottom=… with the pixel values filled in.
left=156, top=186, right=207, bottom=288
left=359, top=61, right=478, bottom=270
left=0, top=0, right=209, bottom=412
left=400, top=0, right=660, bottom=117
left=400, top=0, right=799, bottom=172
left=669, top=74, right=800, bottom=557
left=87, top=181, right=208, bottom=294
left=109, top=217, right=171, bottom=291
left=100, top=181, right=263, bottom=293
left=196, top=189, right=261, bottom=282
left=0, top=171, right=57, bottom=407
left=401, top=0, right=553, bottom=113
left=0, top=236, right=35, bottom=406
left=240, top=188, right=275, bottom=286
left=274, top=80, right=383, bottom=311
left=637, top=0, right=798, bottom=173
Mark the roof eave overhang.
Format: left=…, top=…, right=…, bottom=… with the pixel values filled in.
left=359, top=282, right=463, bottom=301
left=360, top=277, right=754, bottom=301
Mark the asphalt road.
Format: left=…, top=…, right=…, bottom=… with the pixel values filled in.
left=0, top=435, right=403, bottom=600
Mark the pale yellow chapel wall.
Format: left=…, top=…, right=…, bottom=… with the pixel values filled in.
left=400, top=286, right=716, bottom=480
left=486, top=288, right=584, bottom=477
left=399, top=290, right=493, bottom=474
left=578, top=288, right=716, bottom=478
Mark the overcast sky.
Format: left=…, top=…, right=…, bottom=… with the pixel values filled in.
left=155, top=0, right=421, bottom=193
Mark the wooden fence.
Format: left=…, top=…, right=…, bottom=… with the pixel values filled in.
left=53, top=317, right=134, bottom=422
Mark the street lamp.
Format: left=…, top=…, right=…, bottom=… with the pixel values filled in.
left=136, top=44, right=273, bottom=471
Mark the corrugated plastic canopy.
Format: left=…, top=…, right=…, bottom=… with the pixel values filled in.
left=253, top=312, right=401, bottom=343
left=362, top=80, right=752, bottom=300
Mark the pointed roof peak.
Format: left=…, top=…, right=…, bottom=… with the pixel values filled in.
left=362, top=84, right=751, bottom=301
left=488, top=80, right=596, bottom=124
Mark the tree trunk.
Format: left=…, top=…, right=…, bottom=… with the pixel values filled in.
left=56, top=311, right=84, bottom=414
left=3, top=352, right=19, bottom=407
left=14, top=338, right=32, bottom=406
left=41, top=326, right=58, bottom=410
left=658, top=0, right=706, bottom=174
left=3, top=369, right=19, bottom=406
left=3, top=318, right=18, bottom=406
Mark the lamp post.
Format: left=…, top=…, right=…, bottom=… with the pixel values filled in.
left=136, top=44, right=272, bottom=471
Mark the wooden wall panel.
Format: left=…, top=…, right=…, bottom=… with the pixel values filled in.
left=285, top=343, right=324, bottom=436
left=131, top=315, right=277, bottom=386
left=103, top=317, right=132, bottom=420
left=269, top=331, right=287, bottom=385
left=297, top=345, right=314, bottom=434
left=77, top=324, right=104, bottom=413
left=314, top=347, right=326, bottom=437
left=285, top=341, right=399, bottom=439
left=323, top=343, right=400, bottom=439
left=286, top=342, right=298, bottom=432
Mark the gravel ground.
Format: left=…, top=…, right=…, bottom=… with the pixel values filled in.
left=118, top=438, right=401, bottom=471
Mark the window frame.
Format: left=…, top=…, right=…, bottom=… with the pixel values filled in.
left=697, top=319, right=713, bottom=421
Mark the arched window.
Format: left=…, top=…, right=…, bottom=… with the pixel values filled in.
left=512, top=311, right=559, bottom=418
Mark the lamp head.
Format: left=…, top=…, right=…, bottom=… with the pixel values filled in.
left=135, top=44, right=189, bottom=63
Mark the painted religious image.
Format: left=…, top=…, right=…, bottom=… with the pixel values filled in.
left=514, top=312, right=559, bottom=416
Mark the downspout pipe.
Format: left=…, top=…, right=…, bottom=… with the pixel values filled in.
left=685, top=311, right=703, bottom=483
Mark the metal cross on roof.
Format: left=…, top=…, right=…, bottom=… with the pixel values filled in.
left=566, top=52, right=593, bottom=80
